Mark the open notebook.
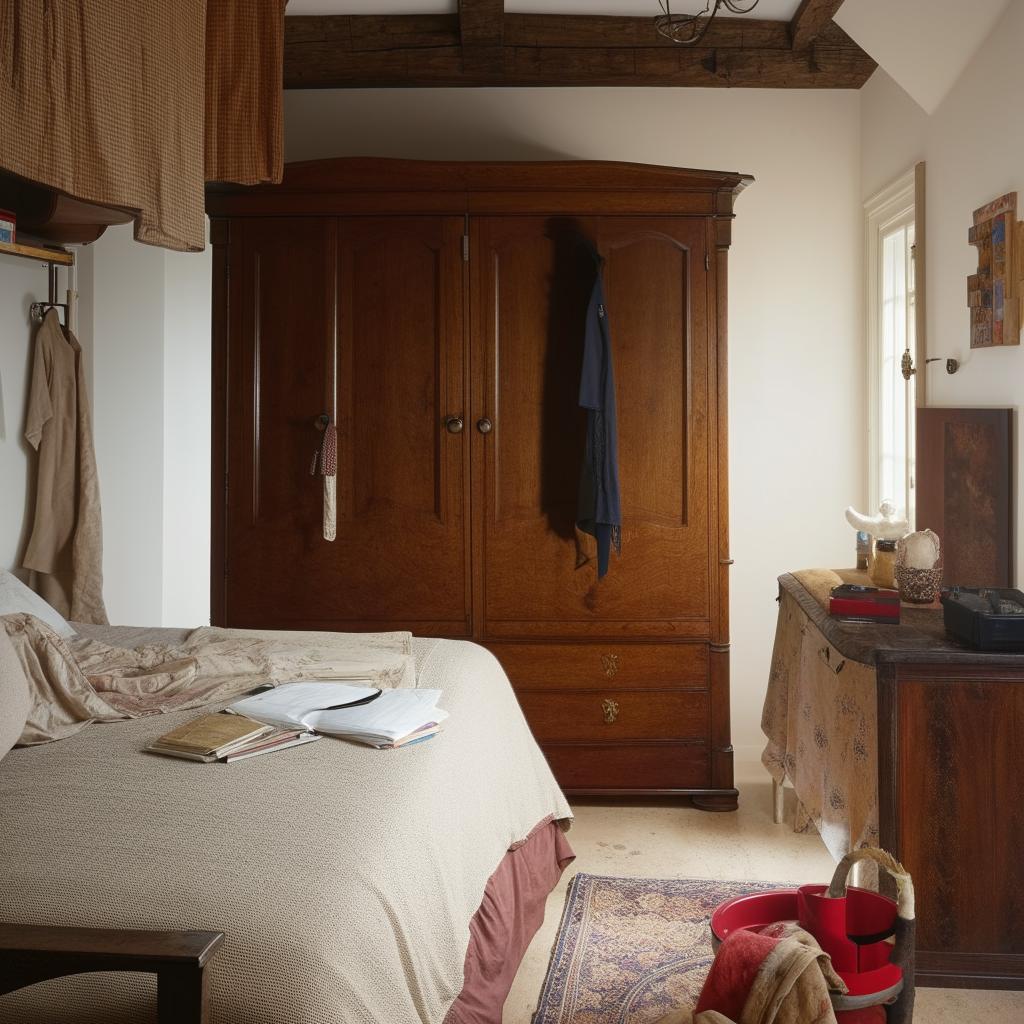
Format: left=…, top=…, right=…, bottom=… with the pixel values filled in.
left=227, top=682, right=447, bottom=748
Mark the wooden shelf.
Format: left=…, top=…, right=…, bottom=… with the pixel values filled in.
left=0, top=239, right=74, bottom=266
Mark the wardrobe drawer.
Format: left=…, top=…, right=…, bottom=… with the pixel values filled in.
left=518, top=689, right=708, bottom=742
left=488, top=642, right=708, bottom=690
left=542, top=743, right=710, bottom=791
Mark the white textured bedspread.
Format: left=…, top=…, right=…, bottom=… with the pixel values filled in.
left=0, top=635, right=572, bottom=1023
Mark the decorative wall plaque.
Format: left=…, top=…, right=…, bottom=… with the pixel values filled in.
left=967, top=192, right=1023, bottom=347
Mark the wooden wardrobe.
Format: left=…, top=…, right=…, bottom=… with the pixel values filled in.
left=207, top=159, right=752, bottom=809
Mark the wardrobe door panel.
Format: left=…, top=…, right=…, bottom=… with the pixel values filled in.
left=223, top=217, right=336, bottom=626
left=334, top=216, right=470, bottom=633
left=223, top=216, right=470, bottom=633
left=474, top=216, right=710, bottom=639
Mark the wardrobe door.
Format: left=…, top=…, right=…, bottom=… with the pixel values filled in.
left=473, top=216, right=711, bottom=640
left=222, top=216, right=470, bottom=633
left=333, top=216, right=470, bottom=634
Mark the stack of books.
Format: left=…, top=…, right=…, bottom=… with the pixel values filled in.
left=227, top=681, right=448, bottom=749
left=147, top=713, right=321, bottom=763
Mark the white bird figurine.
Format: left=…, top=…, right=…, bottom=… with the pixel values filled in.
left=845, top=500, right=908, bottom=541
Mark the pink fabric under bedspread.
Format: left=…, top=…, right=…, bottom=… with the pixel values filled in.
left=449, top=816, right=576, bottom=1024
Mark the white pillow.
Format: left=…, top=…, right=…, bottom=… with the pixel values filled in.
left=0, top=571, right=76, bottom=639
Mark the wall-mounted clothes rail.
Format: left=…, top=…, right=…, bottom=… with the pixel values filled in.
left=0, top=235, right=75, bottom=323
left=29, top=263, right=69, bottom=323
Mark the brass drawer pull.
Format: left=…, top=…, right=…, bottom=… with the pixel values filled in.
left=602, top=698, right=620, bottom=724
left=601, top=653, right=620, bottom=678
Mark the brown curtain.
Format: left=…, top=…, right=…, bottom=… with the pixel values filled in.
left=0, top=1, right=284, bottom=253
left=205, top=0, right=285, bottom=187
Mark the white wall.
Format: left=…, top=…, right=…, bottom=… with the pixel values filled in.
left=860, top=71, right=928, bottom=201
left=1, top=229, right=210, bottom=628
left=91, top=227, right=166, bottom=624
left=163, top=247, right=212, bottom=626
left=89, top=226, right=212, bottom=626
left=861, top=0, right=1024, bottom=584
left=285, top=87, right=866, bottom=761
left=837, top=0, right=1012, bottom=114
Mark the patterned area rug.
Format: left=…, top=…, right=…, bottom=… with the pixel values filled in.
left=534, top=874, right=790, bottom=1024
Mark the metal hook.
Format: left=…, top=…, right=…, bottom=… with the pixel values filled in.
left=925, top=357, right=959, bottom=375
left=903, top=351, right=959, bottom=378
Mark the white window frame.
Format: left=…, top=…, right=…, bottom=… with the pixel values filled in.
left=864, top=167, right=920, bottom=526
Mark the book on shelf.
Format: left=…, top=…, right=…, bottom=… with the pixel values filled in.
left=227, top=680, right=448, bottom=749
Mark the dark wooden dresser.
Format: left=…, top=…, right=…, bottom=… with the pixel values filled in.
left=775, top=573, right=1024, bottom=990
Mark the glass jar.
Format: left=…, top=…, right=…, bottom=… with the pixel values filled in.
left=869, top=538, right=898, bottom=589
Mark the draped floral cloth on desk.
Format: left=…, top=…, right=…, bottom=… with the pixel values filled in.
left=761, top=570, right=880, bottom=862
left=0, top=0, right=285, bottom=252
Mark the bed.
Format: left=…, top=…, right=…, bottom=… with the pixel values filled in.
left=0, top=619, right=574, bottom=1024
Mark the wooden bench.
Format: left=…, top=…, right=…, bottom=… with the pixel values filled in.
left=0, top=923, right=224, bottom=1023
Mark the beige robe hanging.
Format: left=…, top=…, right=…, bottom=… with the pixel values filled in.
left=22, top=310, right=108, bottom=625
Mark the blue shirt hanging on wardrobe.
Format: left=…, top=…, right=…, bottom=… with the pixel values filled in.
left=577, top=248, right=621, bottom=578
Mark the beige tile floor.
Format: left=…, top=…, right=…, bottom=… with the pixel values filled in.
left=503, top=771, right=1024, bottom=1024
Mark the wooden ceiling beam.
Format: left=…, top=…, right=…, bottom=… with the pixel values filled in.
left=459, top=0, right=504, bottom=50
left=790, top=0, right=847, bottom=51
left=283, top=13, right=876, bottom=90
left=506, top=15, right=794, bottom=50
left=285, top=14, right=457, bottom=53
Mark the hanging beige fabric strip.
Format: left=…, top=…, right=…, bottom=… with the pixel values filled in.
left=321, top=423, right=337, bottom=542
left=323, top=476, right=337, bottom=542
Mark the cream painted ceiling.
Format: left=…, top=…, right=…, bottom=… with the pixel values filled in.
left=836, top=0, right=1012, bottom=113
left=286, top=1, right=803, bottom=18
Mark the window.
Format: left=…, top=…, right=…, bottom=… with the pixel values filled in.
left=865, top=168, right=921, bottom=528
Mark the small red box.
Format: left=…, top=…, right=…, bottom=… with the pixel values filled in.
left=829, top=584, right=900, bottom=624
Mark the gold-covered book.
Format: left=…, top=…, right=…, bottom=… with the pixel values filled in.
left=147, top=713, right=273, bottom=762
